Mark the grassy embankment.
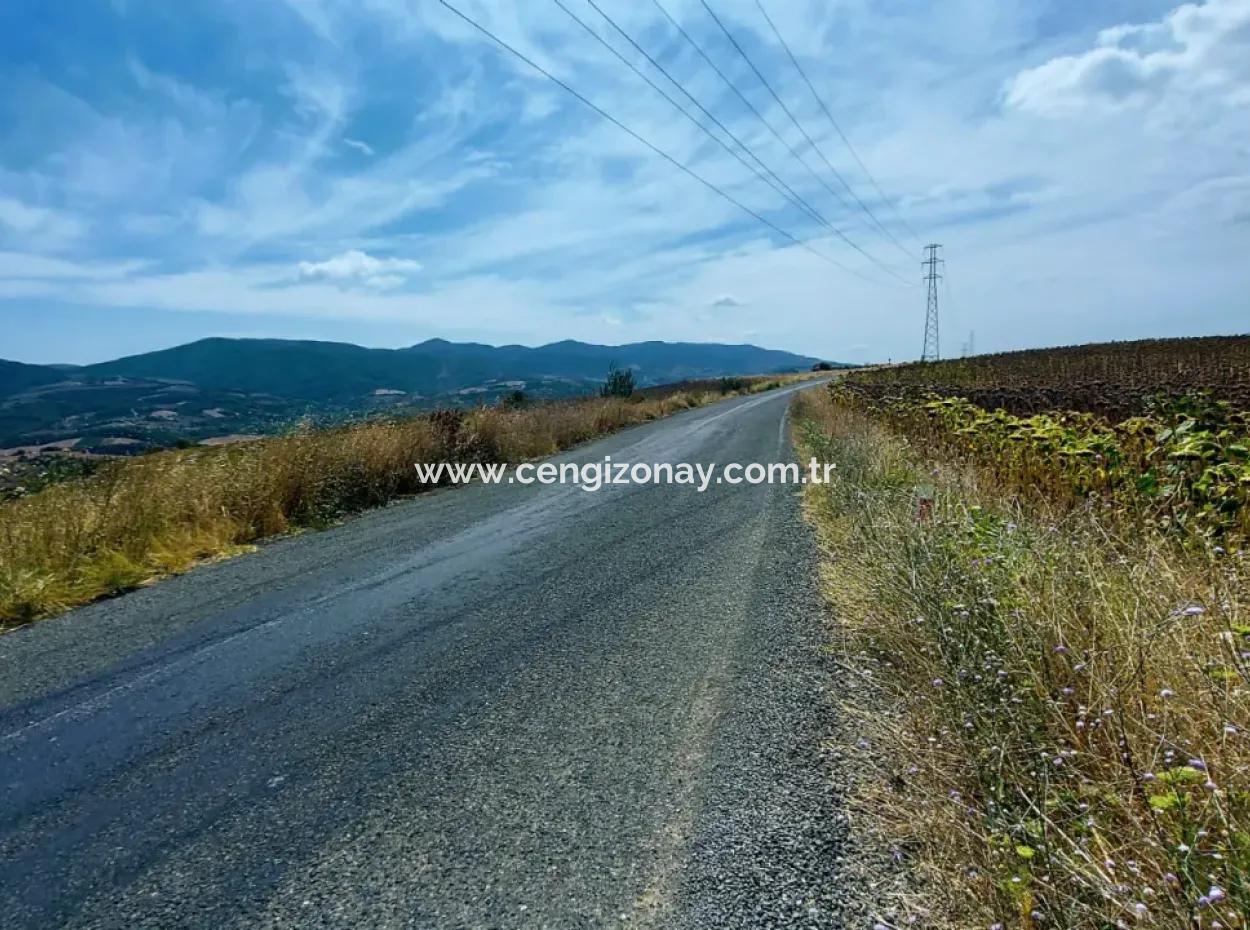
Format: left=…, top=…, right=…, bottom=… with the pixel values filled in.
left=793, top=371, right=1249, bottom=928
left=0, top=374, right=803, bottom=628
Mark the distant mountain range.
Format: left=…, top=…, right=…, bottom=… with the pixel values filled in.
left=0, top=337, right=832, bottom=452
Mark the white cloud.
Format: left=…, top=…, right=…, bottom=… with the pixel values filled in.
left=297, top=249, right=421, bottom=288
left=3, top=0, right=1250, bottom=365
left=0, top=251, right=145, bottom=280
left=1005, top=0, right=1250, bottom=116
left=0, top=197, right=86, bottom=250
left=283, top=64, right=351, bottom=125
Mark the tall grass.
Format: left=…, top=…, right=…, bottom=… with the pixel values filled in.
left=792, top=388, right=1249, bottom=929
left=0, top=377, right=802, bottom=627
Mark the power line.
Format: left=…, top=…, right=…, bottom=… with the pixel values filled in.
left=550, top=0, right=887, bottom=283
left=753, top=0, right=923, bottom=249
left=571, top=0, right=910, bottom=284
left=649, top=0, right=912, bottom=282
left=698, top=0, right=912, bottom=263
left=687, top=0, right=872, bottom=239
left=437, top=0, right=870, bottom=280
left=553, top=2, right=819, bottom=233
left=579, top=0, right=824, bottom=231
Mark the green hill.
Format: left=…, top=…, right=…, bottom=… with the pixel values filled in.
left=78, top=337, right=822, bottom=401
left=0, top=360, right=65, bottom=397
left=0, top=337, right=826, bottom=449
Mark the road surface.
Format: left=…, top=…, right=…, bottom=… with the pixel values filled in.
left=0, top=383, right=850, bottom=929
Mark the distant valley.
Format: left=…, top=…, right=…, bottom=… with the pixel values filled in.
left=0, top=337, right=829, bottom=454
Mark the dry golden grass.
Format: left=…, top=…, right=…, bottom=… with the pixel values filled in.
left=792, top=388, right=1250, bottom=929
left=0, top=376, right=804, bottom=628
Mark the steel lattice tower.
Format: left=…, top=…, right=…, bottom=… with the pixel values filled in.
left=921, top=243, right=943, bottom=362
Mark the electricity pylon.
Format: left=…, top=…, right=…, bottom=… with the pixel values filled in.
left=921, top=243, right=943, bottom=362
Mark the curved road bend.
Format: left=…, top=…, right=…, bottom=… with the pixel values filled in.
left=0, top=382, right=849, bottom=929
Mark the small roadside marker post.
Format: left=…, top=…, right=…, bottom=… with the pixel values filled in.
left=915, top=484, right=935, bottom=522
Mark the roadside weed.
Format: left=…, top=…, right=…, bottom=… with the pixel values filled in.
left=793, top=388, right=1250, bottom=929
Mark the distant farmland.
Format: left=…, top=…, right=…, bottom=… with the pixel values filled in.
left=851, top=334, right=1250, bottom=419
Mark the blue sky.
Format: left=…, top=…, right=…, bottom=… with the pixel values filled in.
left=1, top=0, right=1247, bottom=365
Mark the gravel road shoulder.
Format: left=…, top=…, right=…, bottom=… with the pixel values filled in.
left=668, top=433, right=903, bottom=928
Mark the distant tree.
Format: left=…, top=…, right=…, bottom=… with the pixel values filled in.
left=500, top=389, right=527, bottom=409
left=811, top=361, right=835, bottom=371
left=600, top=363, right=635, bottom=398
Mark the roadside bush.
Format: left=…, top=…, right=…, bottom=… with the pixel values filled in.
left=600, top=364, right=635, bottom=398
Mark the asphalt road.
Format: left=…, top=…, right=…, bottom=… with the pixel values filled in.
left=0, top=383, right=849, bottom=929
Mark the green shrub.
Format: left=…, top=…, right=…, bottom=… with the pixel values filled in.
left=600, top=364, right=635, bottom=398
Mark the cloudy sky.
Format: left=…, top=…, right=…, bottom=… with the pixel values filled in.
left=1, top=0, right=1247, bottom=365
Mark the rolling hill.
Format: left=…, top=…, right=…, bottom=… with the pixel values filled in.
left=77, top=337, right=823, bottom=400
left=0, top=359, right=67, bottom=397
left=0, top=337, right=829, bottom=451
